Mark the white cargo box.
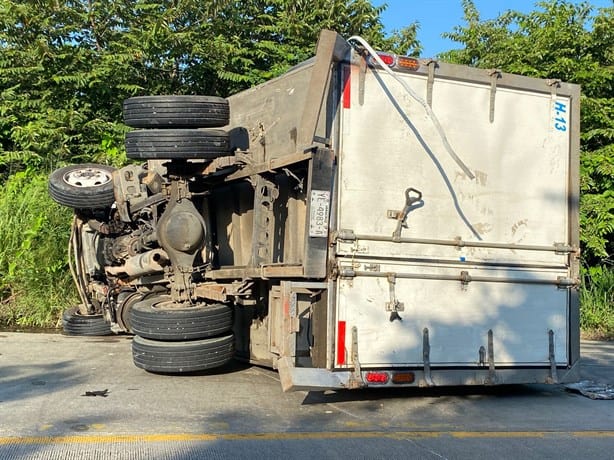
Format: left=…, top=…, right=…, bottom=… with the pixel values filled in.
left=224, top=31, right=580, bottom=391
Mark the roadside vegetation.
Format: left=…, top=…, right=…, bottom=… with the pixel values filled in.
left=0, top=170, right=76, bottom=327
left=0, top=0, right=612, bottom=337
left=580, top=263, right=614, bottom=340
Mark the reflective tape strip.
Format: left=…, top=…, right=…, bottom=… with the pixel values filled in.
left=337, top=320, right=346, bottom=365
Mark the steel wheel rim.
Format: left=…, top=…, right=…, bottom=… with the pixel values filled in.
left=63, top=167, right=113, bottom=188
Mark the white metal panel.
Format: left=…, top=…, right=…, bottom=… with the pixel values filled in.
left=337, top=65, right=572, bottom=266
left=335, top=262, right=569, bottom=367
left=334, top=64, right=573, bottom=368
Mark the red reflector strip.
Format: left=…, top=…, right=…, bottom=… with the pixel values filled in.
left=337, top=321, right=346, bottom=365
left=342, top=65, right=351, bottom=109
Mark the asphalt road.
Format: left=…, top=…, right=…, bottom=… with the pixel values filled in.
left=0, top=332, right=612, bottom=459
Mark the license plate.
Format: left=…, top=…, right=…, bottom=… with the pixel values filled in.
left=309, top=190, right=330, bottom=237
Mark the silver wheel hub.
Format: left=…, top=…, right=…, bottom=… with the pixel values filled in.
left=63, top=167, right=112, bottom=188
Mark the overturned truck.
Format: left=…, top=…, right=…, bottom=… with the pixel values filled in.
left=49, top=30, right=581, bottom=391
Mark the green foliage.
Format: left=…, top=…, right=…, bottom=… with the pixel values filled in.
left=0, top=0, right=420, bottom=171
left=0, top=170, right=77, bottom=327
left=0, top=0, right=419, bottom=177
left=439, top=0, right=614, bottom=264
left=0, top=0, right=133, bottom=175
left=580, top=264, right=614, bottom=338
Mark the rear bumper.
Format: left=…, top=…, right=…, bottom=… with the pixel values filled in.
left=277, top=357, right=581, bottom=392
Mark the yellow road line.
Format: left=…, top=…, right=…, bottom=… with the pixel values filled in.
left=0, top=434, right=217, bottom=445
left=0, top=430, right=612, bottom=445
left=572, top=431, right=614, bottom=438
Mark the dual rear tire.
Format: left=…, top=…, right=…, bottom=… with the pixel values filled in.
left=123, top=95, right=235, bottom=373
left=129, top=295, right=234, bottom=373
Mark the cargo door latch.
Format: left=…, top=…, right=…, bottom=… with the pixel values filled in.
left=388, top=187, right=423, bottom=241
left=385, top=273, right=404, bottom=322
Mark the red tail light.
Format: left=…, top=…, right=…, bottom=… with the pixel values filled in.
left=365, top=371, right=390, bottom=384
left=368, top=52, right=396, bottom=68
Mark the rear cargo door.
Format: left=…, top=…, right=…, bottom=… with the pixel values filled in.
left=333, top=60, right=577, bottom=368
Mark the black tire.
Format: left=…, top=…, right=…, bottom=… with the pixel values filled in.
left=129, top=295, right=233, bottom=341
left=62, top=307, right=112, bottom=336
left=123, top=96, right=230, bottom=129
left=132, top=333, right=234, bottom=373
left=48, top=164, right=116, bottom=209
left=125, top=129, right=231, bottom=160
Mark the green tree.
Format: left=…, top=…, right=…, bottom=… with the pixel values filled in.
left=440, top=0, right=614, bottom=264
left=0, top=0, right=419, bottom=177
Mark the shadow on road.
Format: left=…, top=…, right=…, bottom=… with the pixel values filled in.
left=0, top=361, right=86, bottom=405
left=301, top=383, right=554, bottom=405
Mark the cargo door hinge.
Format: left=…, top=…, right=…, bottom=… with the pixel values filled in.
left=347, top=326, right=365, bottom=389
left=485, top=329, right=497, bottom=385
left=425, top=59, right=437, bottom=107
left=422, top=328, right=434, bottom=387
left=547, top=329, right=559, bottom=384
left=547, top=79, right=561, bottom=98
left=488, top=69, right=501, bottom=123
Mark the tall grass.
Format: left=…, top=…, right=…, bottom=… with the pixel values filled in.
left=580, top=262, right=614, bottom=339
left=0, top=169, right=77, bottom=327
